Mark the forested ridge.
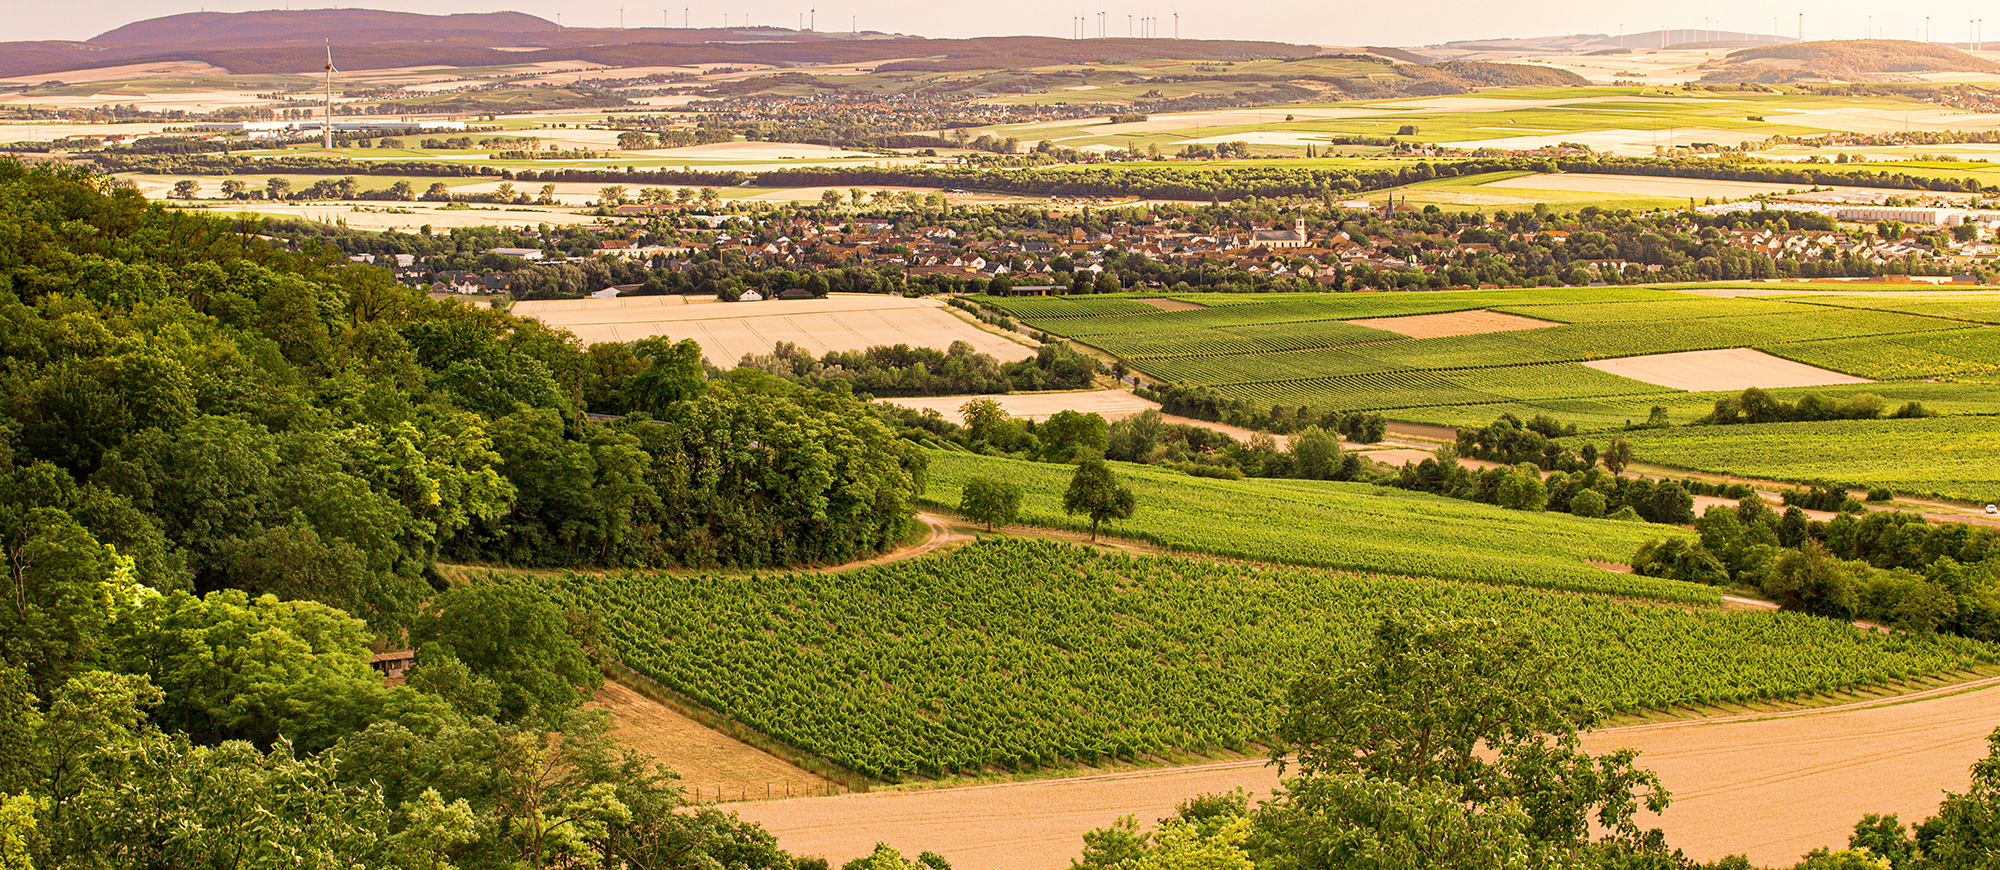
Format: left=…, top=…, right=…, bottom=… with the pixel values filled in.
left=94, top=152, right=1997, bottom=200
left=0, top=161, right=928, bottom=866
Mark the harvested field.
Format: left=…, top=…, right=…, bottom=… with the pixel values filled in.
left=513, top=294, right=1034, bottom=364
left=885, top=390, right=1160, bottom=425
left=1344, top=309, right=1560, bottom=339
left=0, top=121, right=176, bottom=143
left=624, top=141, right=881, bottom=160
left=588, top=681, right=832, bottom=797
left=1006, top=107, right=1381, bottom=136
left=1132, top=297, right=1207, bottom=312
left=5, top=89, right=279, bottom=112
left=731, top=680, right=2000, bottom=869
left=0, top=60, right=230, bottom=86
left=1483, top=172, right=1915, bottom=200
left=180, top=202, right=597, bottom=231
left=1439, top=128, right=1766, bottom=157
left=1583, top=347, right=1872, bottom=392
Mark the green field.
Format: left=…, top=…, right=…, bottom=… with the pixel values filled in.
left=553, top=538, right=1993, bottom=780
left=1360, top=171, right=1690, bottom=214
left=1603, top=416, right=2000, bottom=501
left=920, top=450, right=1712, bottom=602
left=976, top=87, right=1933, bottom=156
left=985, top=288, right=2000, bottom=429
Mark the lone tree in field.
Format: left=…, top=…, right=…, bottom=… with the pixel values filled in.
left=959, top=475, right=1023, bottom=531
left=1063, top=458, right=1136, bottom=542
left=1601, top=438, right=1633, bottom=475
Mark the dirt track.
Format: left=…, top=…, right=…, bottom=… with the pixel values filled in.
left=730, top=681, right=2000, bottom=869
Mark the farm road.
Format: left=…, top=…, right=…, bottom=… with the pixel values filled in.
left=730, top=678, right=2000, bottom=870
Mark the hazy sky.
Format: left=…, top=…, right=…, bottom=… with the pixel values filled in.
left=19, top=0, right=1998, bottom=47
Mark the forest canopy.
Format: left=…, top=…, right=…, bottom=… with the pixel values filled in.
left=0, top=161, right=925, bottom=641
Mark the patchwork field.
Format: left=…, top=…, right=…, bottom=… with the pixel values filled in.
left=980, top=87, right=1996, bottom=160
left=987, top=287, right=2000, bottom=428
left=516, top=293, right=1033, bottom=364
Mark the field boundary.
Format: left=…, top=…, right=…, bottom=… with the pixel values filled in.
left=722, top=669, right=2000, bottom=803
left=601, top=660, right=878, bottom=794
left=1602, top=670, right=2000, bottom=733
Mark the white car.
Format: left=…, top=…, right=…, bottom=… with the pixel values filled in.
left=1988, top=504, right=1999, bottom=515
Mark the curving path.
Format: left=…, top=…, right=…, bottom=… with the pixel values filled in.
left=730, top=678, right=2000, bottom=870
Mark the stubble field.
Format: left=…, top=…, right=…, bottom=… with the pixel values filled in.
left=515, top=293, right=1034, bottom=365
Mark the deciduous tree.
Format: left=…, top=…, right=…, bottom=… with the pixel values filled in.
left=1063, top=458, right=1136, bottom=542
left=959, top=476, right=1022, bottom=531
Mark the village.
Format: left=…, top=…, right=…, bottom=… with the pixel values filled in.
left=382, top=196, right=2000, bottom=298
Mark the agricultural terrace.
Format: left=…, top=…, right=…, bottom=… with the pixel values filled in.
left=920, top=451, right=1709, bottom=602
left=547, top=538, right=1992, bottom=780
left=984, top=287, right=2000, bottom=430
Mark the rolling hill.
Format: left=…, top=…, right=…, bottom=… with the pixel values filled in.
left=0, top=9, right=1321, bottom=79
left=1698, top=39, right=2000, bottom=83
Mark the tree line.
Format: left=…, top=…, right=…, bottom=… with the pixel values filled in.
left=1634, top=496, right=2000, bottom=641
left=98, top=150, right=1996, bottom=200
left=736, top=340, right=1098, bottom=398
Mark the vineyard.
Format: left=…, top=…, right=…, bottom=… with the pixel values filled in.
left=920, top=450, right=1715, bottom=602
left=551, top=539, right=1996, bottom=780
left=1603, top=415, right=2000, bottom=502
left=982, top=287, right=2000, bottom=424
left=1776, top=293, right=2000, bottom=325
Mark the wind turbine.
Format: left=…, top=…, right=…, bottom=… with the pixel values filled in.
left=323, top=41, right=337, bottom=150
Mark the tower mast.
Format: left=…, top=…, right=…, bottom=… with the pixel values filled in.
left=323, top=41, right=336, bottom=150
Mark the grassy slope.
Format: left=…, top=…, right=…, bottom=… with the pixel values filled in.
left=920, top=450, right=1713, bottom=602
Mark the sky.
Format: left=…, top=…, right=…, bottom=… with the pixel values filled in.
left=17, top=0, right=1998, bottom=47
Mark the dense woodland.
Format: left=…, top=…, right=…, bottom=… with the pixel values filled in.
left=738, top=340, right=1098, bottom=398
left=0, top=162, right=930, bottom=867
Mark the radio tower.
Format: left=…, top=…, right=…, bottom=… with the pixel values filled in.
left=323, top=41, right=337, bottom=150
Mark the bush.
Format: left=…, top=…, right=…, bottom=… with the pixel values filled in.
left=1631, top=537, right=1729, bottom=586
left=1866, top=487, right=1893, bottom=503
left=1570, top=489, right=1607, bottom=518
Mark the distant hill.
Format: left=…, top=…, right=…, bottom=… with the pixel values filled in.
left=1413, top=29, right=1791, bottom=61
left=88, top=9, right=554, bottom=49
left=0, top=9, right=1319, bottom=79
left=1698, top=39, right=2000, bottom=83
